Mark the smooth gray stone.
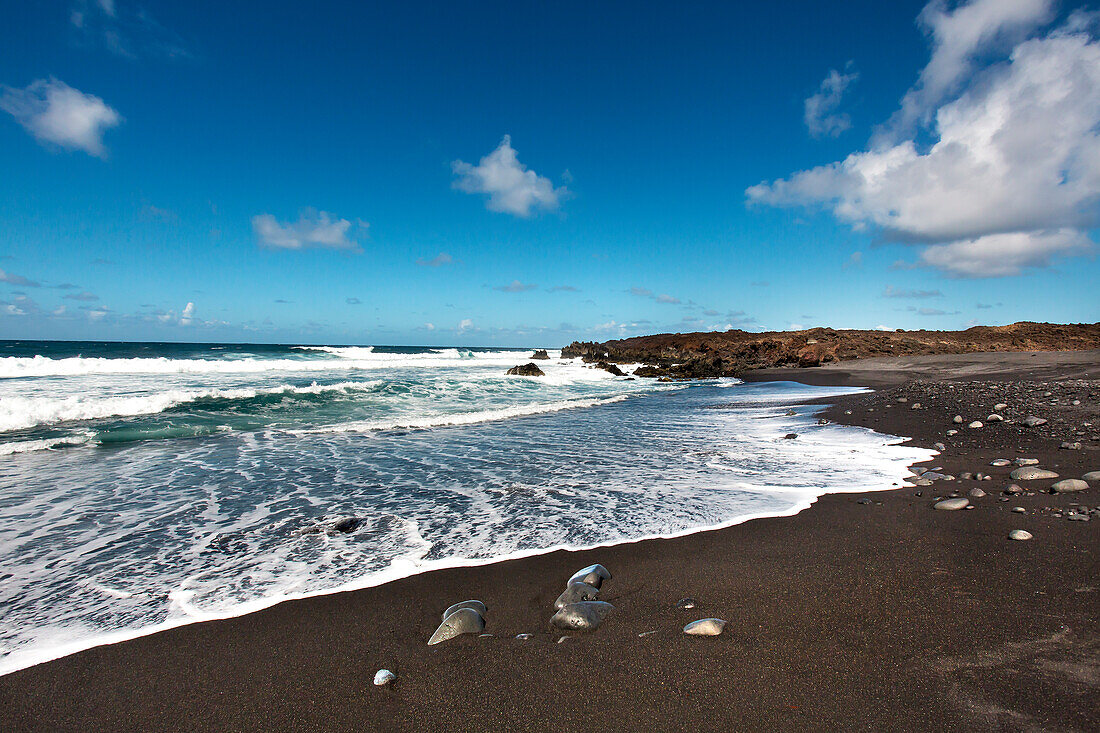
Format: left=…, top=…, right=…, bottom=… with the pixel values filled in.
left=990, top=459, right=1012, bottom=467
left=994, top=403, right=1008, bottom=411
left=550, top=601, right=615, bottom=631
left=1083, top=471, right=1100, bottom=482
left=1014, top=458, right=1040, bottom=466
left=933, top=442, right=946, bottom=451
left=554, top=582, right=600, bottom=610
left=1008, top=529, right=1033, bottom=541
left=1003, top=484, right=1024, bottom=495
left=953, top=415, right=964, bottom=424
left=675, top=598, right=697, bottom=610
left=1050, top=479, right=1088, bottom=493
left=968, top=488, right=987, bottom=498
left=968, top=421, right=984, bottom=429
left=568, top=563, right=612, bottom=589
left=934, top=498, right=970, bottom=511
left=428, top=608, right=485, bottom=645
left=1010, top=467, right=1059, bottom=480
left=1021, top=416, right=1047, bottom=427
left=442, top=600, right=487, bottom=621
left=1061, top=442, right=1083, bottom=450
left=373, top=669, right=397, bottom=686
left=986, top=413, right=1004, bottom=422
left=683, top=618, right=726, bottom=636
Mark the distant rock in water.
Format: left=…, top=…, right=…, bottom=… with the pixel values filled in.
left=530, top=349, right=550, bottom=360
left=594, top=361, right=625, bottom=376
left=330, top=516, right=362, bottom=534
left=506, top=363, right=545, bottom=377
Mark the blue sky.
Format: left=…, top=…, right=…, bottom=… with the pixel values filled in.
left=1, top=0, right=1097, bottom=346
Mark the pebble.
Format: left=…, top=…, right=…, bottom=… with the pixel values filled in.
left=550, top=601, right=615, bottom=631
left=934, top=498, right=970, bottom=511
left=568, top=564, right=612, bottom=589
left=994, top=403, right=1008, bottom=412
left=428, top=608, right=486, bottom=645
left=946, top=429, right=958, bottom=436
left=1014, top=458, right=1040, bottom=466
left=683, top=618, right=727, bottom=636
left=990, top=459, right=1012, bottom=467
left=986, top=414, right=1004, bottom=422
left=638, top=630, right=659, bottom=637
left=515, top=633, right=533, bottom=640
left=1060, top=442, right=1083, bottom=450
left=373, top=669, right=397, bottom=686
left=1083, top=471, right=1100, bottom=482
left=1004, top=484, right=1024, bottom=495
left=897, top=397, right=908, bottom=403
left=953, top=415, right=964, bottom=424
left=1010, top=467, right=1059, bottom=480
left=1008, top=529, right=1033, bottom=541
left=857, top=498, right=872, bottom=505
left=1012, top=507, right=1026, bottom=513
left=442, top=600, right=487, bottom=621
left=968, top=488, right=986, bottom=498
left=968, top=421, right=984, bottom=429
left=1066, top=514, right=1090, bottom=522
left=1050, top=479, right=1089, bottom=493
left=1021, top=416, right=1048, bottom=427
left=933, top=442, right=946, bottom=451
left=911, top=403, right=921, bottom=410
left=675, top=598, right=697, bottom=610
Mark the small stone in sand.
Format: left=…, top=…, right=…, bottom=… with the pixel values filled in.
left=1012, top=507, right=1026, bottom=513
left=969, top=488, right=986, bottom=498
left=933, top=442, right=946, bottom=451
left=953, top=415, right=964, bottom=424
left=1061, top=442, right=1083, bottom=451
left=1008, top=529, right=1033, bottom=541
left=568, top=564, right=612, bottom=589
left=946, top=429, right=958, bottom=436
left=1010, top=467, right=1059, bottom=481
left=550, top=601, right=615, bottom=631
left=683, top=618, right=727, bottom=636
left=1014, top=458, right=1039, bottom=466
left=897, top=397, right=908, bottom=403
left=1050, top=479, right=1088, bottom=494
left=1021, top=416, right=1048, bottom=427
left=1083, top=471, right=1100, bottom=482
left=934, top=498, right=970, bottom=511
left=911, top=403, right=921, bottom=410
left=990, top=459, right=1012, bottom=467
left=515, top=633, right=533, bottom=640
left=994, top=403, right=1008, bottom=412
left=442, top=600, right=487, bottom=621
left=676, top=598, right=697, bottom=610
left=968, top=421, right=984, bottom=429
left=1003, top=484, right=1024, bottom=495
left=373, top=669, right=397, bottom=686
left=987, top=414, right=1004, bottom=422
left=428, top=608, right=486, bottom=645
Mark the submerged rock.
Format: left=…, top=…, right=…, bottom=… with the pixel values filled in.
left=550, top=601, right=615, bottom=631
left=934, top=498, right=970, bottom=511
left=530, top=349, right=550, bottom=360
left=568, top=564, right=612, bottom=589
left=554, top=582, right=601, bottom=610
left=683, top=618, right=726, bottom=636
left=428, top=608, right=485, bottom=645
left=330, top=516, right=362, bottom=534
left=506, top=363, right=545, bottom=377
left=593, top=361, right=626, bottom=376
left=442, top=600, right=487, bottom=621
left=1010, top=467, right=1059, bottom=481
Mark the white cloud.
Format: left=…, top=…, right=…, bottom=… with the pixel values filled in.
left=252, top=210, right=364, bottom=251
left=0, top=78, right=121, bottom=157
left=747, top=4, right=1100, bottom=277
left=180, top=301, right=194, bottom=326
left=0, top=269, right=41, bottom=287
left=882, top=286, right=943, bottom=298
left=805, top=66, right=858, bottom=137
left=452, top=135, right=567, bottom=217
left=629, top=287, right=681, bottom=304
left=458, top=318, right=474, bottom=332
left=416, top=252, right=454, bottom=267
left=424, top=322, right=435, bottom=331
left=494, top=280, right=538, bottom=293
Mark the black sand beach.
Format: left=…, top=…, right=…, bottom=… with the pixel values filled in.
left=2, top=351, right=1098, bottom=732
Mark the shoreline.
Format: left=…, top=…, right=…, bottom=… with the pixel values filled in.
left=2, top=350, right=1098, bottom=731
left=0, top=382, right=924, bottom=678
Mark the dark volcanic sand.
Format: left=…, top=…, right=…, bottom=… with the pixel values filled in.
left=2, top=352, right=1098, bottom=732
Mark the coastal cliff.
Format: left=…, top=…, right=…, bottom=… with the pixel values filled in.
left=561, top=321, right=1100, bottom=378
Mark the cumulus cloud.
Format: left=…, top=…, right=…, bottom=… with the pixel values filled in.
left=494, top=280, right=538, bottom=293
left=0, top=78, right=121, bottom=157
left=180, top=301, right=194, bottom=326
left=805, top=65, right=858, bottom=137
left=416, top=252, right=455, bottom=267
left=629, top=287, right=681, bottom=304
left=452, top=135, right=567, bottom=217
left=882, top=286, right=943, bottom=298
left=252, top=210, right=364, bottom=251
left=747, top=1, right=1099, bottom=277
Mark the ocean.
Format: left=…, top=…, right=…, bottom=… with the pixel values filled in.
left=0, top=341, right=931, bottom=674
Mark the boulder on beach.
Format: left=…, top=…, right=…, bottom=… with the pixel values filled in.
left=1010, top=467, right=1059, bottom=481
left=506, top=363, right=545, bottom=377
left=550, top=601, right=615, bottom=631
left=683, top=618, right=726, bottom=636
left=568, top=563, right=612, bottom=589
left=1050, top=479, right=1088, bottom=493
left=934, top=498, right=970, bottom=510
left=428, top=607, right=485, bottom=645
left=442, top=600, right=487, bottom=621
left=530, top=350, right=550, bottom=360
left=554, top=582, right=601, bottom=610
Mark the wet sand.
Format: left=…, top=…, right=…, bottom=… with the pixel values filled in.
left=2, top=351, right=1098, bottom=732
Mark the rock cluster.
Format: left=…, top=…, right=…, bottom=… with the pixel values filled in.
left=551, top=564, right=615, bottom=631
